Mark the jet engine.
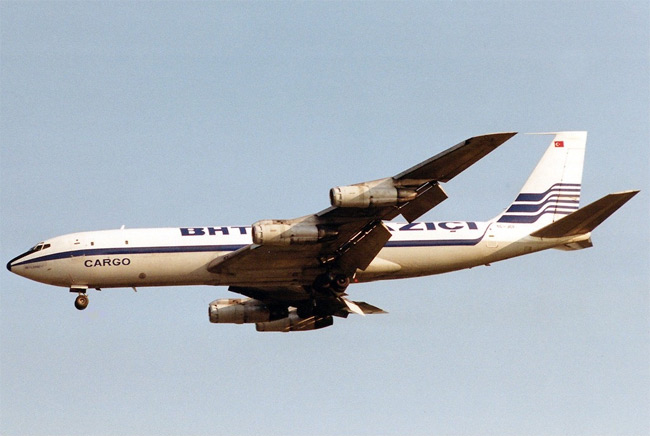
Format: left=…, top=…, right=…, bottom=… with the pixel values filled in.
left=252, top=220, right=337, bottom=246
left=330, top=180, right=417, bottom=208
left=208, top=298, right=272, bottom=324
left=255, top=309, right=333, bottom=332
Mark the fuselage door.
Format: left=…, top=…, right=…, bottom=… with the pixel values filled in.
left=485, top=223, right=498, bottom=248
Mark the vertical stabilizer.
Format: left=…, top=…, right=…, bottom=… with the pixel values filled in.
left=496, top=132, right=586, bottom=229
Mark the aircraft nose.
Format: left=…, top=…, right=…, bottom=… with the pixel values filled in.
left=6, top=252, right=25, bottom=273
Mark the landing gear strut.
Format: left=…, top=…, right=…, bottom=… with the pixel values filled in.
left=300, top=273, right=352, bottom=319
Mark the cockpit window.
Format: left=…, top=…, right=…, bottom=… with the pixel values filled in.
left=29, top=242, right=50, bottom=253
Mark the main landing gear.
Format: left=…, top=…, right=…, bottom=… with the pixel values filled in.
left=71, top=288, right=89, bottom=310
left=297, top=272, right=352, bottom=318
left=313, top=272, right=350, bottom=294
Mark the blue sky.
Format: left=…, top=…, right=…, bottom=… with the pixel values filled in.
left=1, top=2, right=648, bottom=435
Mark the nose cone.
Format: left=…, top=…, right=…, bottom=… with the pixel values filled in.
left=6, top=251, right=31, bottom=274
left=7, top=256, right=18, bottom=272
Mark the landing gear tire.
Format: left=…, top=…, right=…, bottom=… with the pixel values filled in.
left=332, top=276, right=350, bottom=293
left=74, top=294, right=89, bottom=310
left=313, top=273, right=350, bottom=294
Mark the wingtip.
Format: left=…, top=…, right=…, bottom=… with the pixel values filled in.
left=475, top=131, right=517, bottom=141
left=480, top=131, right=518, bottom=147
left=606, top=189, right=641, bottom=200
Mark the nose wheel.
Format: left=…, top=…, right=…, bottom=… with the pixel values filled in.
left=74, top=293, right=89, bottom=310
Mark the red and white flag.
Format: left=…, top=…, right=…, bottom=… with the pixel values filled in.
left=554, top=141, right=564, bottom=148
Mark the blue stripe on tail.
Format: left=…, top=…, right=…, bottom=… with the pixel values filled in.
left=498, top=183, right=581, bottom=224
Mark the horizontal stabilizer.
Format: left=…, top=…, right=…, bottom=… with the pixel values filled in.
left=530, top=190, right=639, bottom=238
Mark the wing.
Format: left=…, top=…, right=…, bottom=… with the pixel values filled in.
left=208, top=132, right=517, bottom=311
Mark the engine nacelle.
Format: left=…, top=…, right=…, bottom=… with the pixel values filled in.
left=209, top=298, right=271, bottom=324
left=255, top=310, right=334, bottom=332
left=252, top=220, right=336, bottom=246
left=330, top=180, right=417, bottom=208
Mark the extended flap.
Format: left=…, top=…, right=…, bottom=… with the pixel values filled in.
left=337, top=222, right=393, bottom=275
left=399, top=183, right=448, bottom=223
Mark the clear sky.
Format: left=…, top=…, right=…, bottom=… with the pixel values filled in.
left=1, top=1, right=648, bottom=435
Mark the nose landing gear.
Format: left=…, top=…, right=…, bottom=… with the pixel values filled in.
left=74, top=294, right=89, bottom=310
left=70, top=287, right=89, bottom=310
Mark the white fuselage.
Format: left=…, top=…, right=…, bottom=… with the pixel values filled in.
left=7, top=220, right=578, bottom=291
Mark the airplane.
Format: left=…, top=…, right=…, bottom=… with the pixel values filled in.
left=6, top=131, right=638, bottom=332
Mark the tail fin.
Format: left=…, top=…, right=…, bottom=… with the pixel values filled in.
left=495, top=131, right=587, bottom=230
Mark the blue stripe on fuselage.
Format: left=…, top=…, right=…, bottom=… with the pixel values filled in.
left=14, top=233, right=489, bottom=267
left=11, top=244, right=247, bottom=268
